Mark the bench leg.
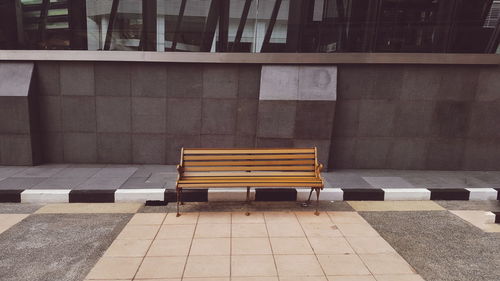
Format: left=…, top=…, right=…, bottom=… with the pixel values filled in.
left=306, top=187, right=314, bottom=204
left=176, top=188, right=181, bottom=217
left=245, top=187, right=251, bottom=216
left=314, top=188, right=321, bottom=216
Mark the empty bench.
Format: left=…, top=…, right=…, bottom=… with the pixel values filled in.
left=175, top=147, right=325, bottom=216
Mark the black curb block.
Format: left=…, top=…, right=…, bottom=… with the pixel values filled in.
left=69, top=190, right=115, bottom=203
left=496, top=188, right=500, bottom=200
left=494, top=212, right=500, bottom=224
left=342, top=189, right=385, bottom=201
left=165, top=189, right=208, bottom=203
left=255, top=188, right=297, bottom=201
left=428, top=188, right=470, bottom=200
left=0, top=190, right=23, bottom=203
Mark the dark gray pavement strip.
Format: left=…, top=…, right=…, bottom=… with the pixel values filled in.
left=436, top=200, right=500, bottom=212
left=0, top=203, right=43, bottom=214
left=360, top=211, right=500, bottom=281
left=0, top=213, right=131, bottom=281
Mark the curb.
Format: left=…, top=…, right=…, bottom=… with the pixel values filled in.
left=0, top=187, right=499, bottom=203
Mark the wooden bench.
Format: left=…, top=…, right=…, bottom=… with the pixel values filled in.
left=175, top=147, right=325, bottom=216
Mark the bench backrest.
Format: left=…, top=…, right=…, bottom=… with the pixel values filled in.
left=179, top=148, right=321, bottom=178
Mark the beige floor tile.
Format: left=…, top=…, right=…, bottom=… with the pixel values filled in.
left=232, top=212, right=265, bottom=224
left=280, top=277, right=328, bottom=281
left=481, top=223, right=500, bottom=232
left=0, top=214, right=29, bottom=227
left=85, top=257, right=142, bottom=280
left=198, top=212, right=231, bottom=224
left=450, top=210, right=500, bottom=233
left=359, top=253, right=415, bottom=275
left=0, top=225, right=10, bottom=234
left=327, top=276, right=376, bottom=281
left=104, top=239, right=152, bottom=257
left=295, top=211, right=332, bottom=224
left=132, top=279, right=180, bottom=281
left=317, top=254, right=370, bottom=276
left=182, top=278, right=229, bottom=281
left=194, top=223, right=231, bottom=238
left=374, top=274, right=425, bottom=281
left=346, top=237, right=396, bottom=254
left=231, top=255, right=277, bottom=277
left=147, top=238, right=192, bottom=256
left=327, top=212, right=368, bottom=224
left=348, top=201, right=444, bottom=212
left=232, top=223, right=268, bottom=237
left=163, top=212, right=199, bottom=224
left=302, top=223, right=343, bottom=238
left=267, top=223, right=305, bottom=237
left=336, top=224, right=380, bottom=237
left=270, top=237, right=313, bottom=255
left=35, top=203, right=142, bottom=214
left=156, top=224, right=196, bottom=239
left=264, top=212, right=299, bottom=224
left=190, top=238, right=230, bottom=255
left=231, top=277, right=279, bottom=281
left=232, top=237, right=272, bottom=255
left=274, top=255, right=324, bottom=277
left=184, top=255, right=230, bottom=278
left=135, top=256, right=186, bottom=279
left=309, top=237, right=354, bottom=254
left=128, top=213, right=166, bottom=225
left=116, top=225, right=160, bottom=240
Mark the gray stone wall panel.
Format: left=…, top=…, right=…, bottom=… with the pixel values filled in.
left=60, top=62, right=94, bottom=96
left=201, top=99, right=237, bottom=135
left=96, top=97, right=131, bottom=133
left=166, top=98, right=202, bottom=135
left=97, top=133, right=132, bottom=164
left=95, top=62, right=131, bottom=96
left=256, top=101, right=297, bottom=138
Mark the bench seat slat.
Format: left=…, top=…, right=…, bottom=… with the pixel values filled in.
left=184, top=154, right=315, bottom=160
left=183, top=160, right=316, bottom=166
left=183, top=148, right=315, bottom=154
left=183, top=166, right=315, bottom=172
left=183, top=171, right=317, bottom=177
left=180, top=176, right=321, bottom=181
left=179, top=178, right=322, bottom=183
left=178, top=182, right=324, bottom=188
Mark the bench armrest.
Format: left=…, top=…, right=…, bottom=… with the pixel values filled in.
left=315, top=163, right=325, bottom=188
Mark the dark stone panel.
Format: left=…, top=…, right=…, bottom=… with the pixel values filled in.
left=255, top=188, right=297, bottom=201
left=294, top=139, right=331, bottom=169
left=387, top=138, right=428, bottom=170
left=166, top=63, right=203, bottom=98
left=437, top=66, right=479, bottom=101
left=400, top=65, right=441, bottom=101
left=202, top=99, right=237, bottom=135
left=179, top=189, right=209, bottom=202
left=425, top=139, right=465, bottom=170
left=463, top=139, right=500, bottom=170
left=63, top=133, right=97, bottom=163
left=95, top=62, right=131, bottom=96
left=36, top=62, right=60, bottom=96
left=236, top=99, right=258, bottom=136
left=0, top=135, right=33, bottom=165
left=201, top=135, right=235, bottom=148
left=238, top=65, right=261, bottom=99
left=132, top=97, right=166, bottom=133
left=0, top=190, right=22, bottom=203
left=132, top=134, right=165, bottom=164
left=0, top=97, right=30, bottom=134
left=431, top=101, right=470, bottom=138
left=329, top=137, right=356, bottom=169
left=203, top=64, right=238, bottom=98
left=234, top=135, right=255, bottom=148
left=467, top=102, right=500, bottom=138
left=332, top=100, right=359, bottom=137
left=69, top=190, right=115, bottom=203
left=394, top=101, right=435, bottom=137
left=343, top=189, right=384, bottom=201
left=255, top=138, right=294, bottom=148
left=354, top=138, right=392, bottom=169
left=357, top=100, right=396, bottom=137
left=96, top=97, right=131, bottom=133
left=41, top=133, right=64, bottom=163
left=166, top=98, right=202, bottom=135
left=295, top=101, right=335, bottom=139
left=131, top=63, right=167, bottom=97
left=165, top=135, right=201, bottom=164
left=256, top=101, right=297, bottom=139
left=97, top=133, right=131, bottom=164
left=39, top=96, right=61, bottom=132
left=476, top=66, right=500, bottom=102
left=61, top=96, right=96, bottom=133
left=429, top=189, right=470, bottom=200
left=60, top=62, right=95, bottom=96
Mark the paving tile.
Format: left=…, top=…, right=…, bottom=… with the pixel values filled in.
left=0, top=177, right=47, bottom=190
left=281, top=277, right=328, bottom=281
left=119, top=176, right=165, bottom=189
left=327, top=212, right=368, bottom=224
left=270, top=237, right=313, bottom=254
left=0, top=214, right=29, bottom=227
left=34, top=203, right=142, bottom=214
left=0, top=166, right=28, bottom=178
left=265, top=212, right=300, bottom=224
left=183, top=278, right=228, bottom=281
left=135, top=256, right=187, bottom=279
left=157, top=224, right=196, bottom=239
left=347, top=201, right=445, bottom=212
left=12, top=164, right=68, bottom=178
left=308, top=237, right=354, bottom=254
left=31, top=177, right=89, bottom=189
left=194, top=223, right=231, bottom=238
left=327, top=276, right=376, bottom=281
left=232, top=237, right=272, bottom=255
left=359, top=253, right=415, bottom=275
left=267, top=223, right=305, bottom=237
left=104, top=239, right=152, bottom=257
left=85, top=257, right=142, bottom=280
left=53, top=167, right=101, bottom=178
left=128, top=213, right=166, bottom=225
left=362, top=176, right=414, bottom=188
left=374, top=275, right=425, bottom=281
left=295, top=211, right=332, bottom=224
left=163, top=212, right=199, bottom=224
left=76, top=177, right=129, bottom=190
left=231, top=223, right=268, bottom=237
left=301, top=223, right=343, bottom=238
left=231, top=255, right=277, bottom=277
left=274, top=255, right=324, bottom=277
left=116, top=225, right=160, bottom=240
left=190, top=238, right=231, bottom=255
left=184, top=255, right=230, bottom=278
left=336, top=224, right=380, bottom=237
left=197, top=212, right=231, bottom=224
left=232, top=278, right=278, bottom=281
left=147, top=238, right=192, bottom=257
left=317, top=254, right=370, bottom=276
left=450, top=210, right=500, bottom=232
left=346, top=237, right=396, bottom=254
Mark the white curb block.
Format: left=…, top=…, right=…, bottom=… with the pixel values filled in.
left=21, top=189, right=70, bottom=203
left=114, top=189, right=165, bottom=202
left=466, top=188, right=498, bottom=200
left=383, top=188, right=431, bottom=200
